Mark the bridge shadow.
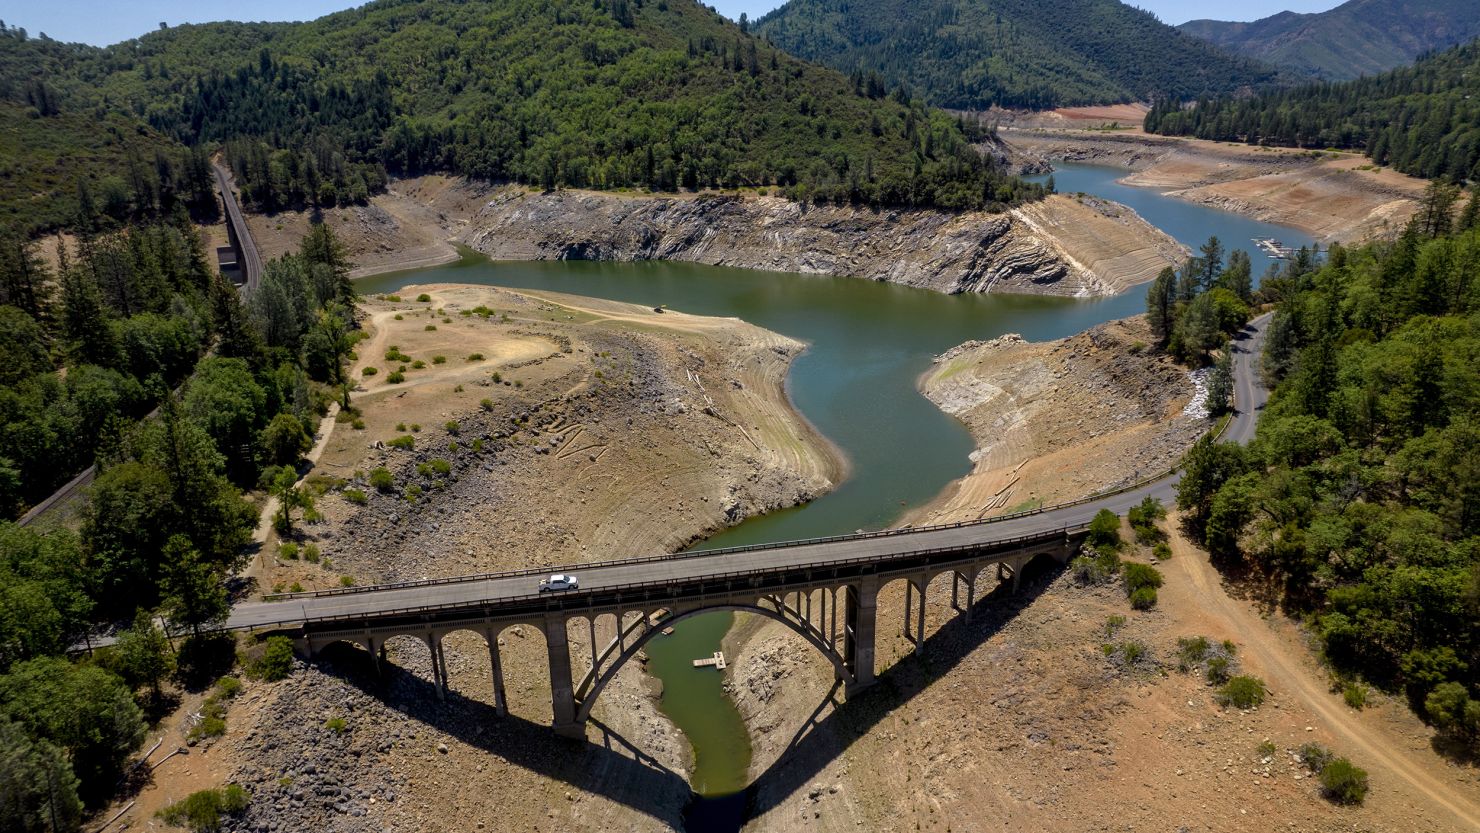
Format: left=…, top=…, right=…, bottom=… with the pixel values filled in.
left=743, top=558, right=1065, bottom=822
left=313, top=644, right=690, bottom=829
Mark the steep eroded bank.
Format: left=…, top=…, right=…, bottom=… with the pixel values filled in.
left=246, top=179, right=1185, bottom=297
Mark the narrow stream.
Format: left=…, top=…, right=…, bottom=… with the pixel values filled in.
left=358, top=163, right=1313, bottom=830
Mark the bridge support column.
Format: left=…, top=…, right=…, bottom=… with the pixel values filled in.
left=543, top=616, right=582, bottom=738
left=844, top=579, right=878, bottom=696
left=913, top=576, right=927, bottom=656
left=430, top=635, right=447, bottom=701
left=484, top=628, right=508, bottom=718
left=366, top=635, right=381, bottom=677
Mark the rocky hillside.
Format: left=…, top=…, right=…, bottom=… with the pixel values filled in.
left=1181, top=0, right=1480, bottom=80
left=461, top=189, right=1185, bottom=297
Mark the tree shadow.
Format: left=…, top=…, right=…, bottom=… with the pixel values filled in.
left=742, top=558, right=1065, bottom=821
left=315, top=643, right=690, bottom=830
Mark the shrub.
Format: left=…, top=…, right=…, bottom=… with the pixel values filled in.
left=1319, top=758, right=1369, bottom=804
left=343, top=488, right=368, bottom=505
left=362, top=366, right=378, bottom=376
left=466, top=353, right=484, bottom=361
left=351, top=418, right=366, bottom=430
left=339, top=576, right=354, bottom=587
left=1119, top=640, right=1148, bottom=665
left=1176, top=636, right=1210, bottom=669
left=302, top=544, right=321, bottom=564
left=1299, top=742, right=1334, bottom=772
left=410, top=423, right=422, bottom=432
left=471, top=439, right=484, bottom=452
left=1087, top=509, right=1122, bottom=550
left=395, top=422, right=407, bottom=432
left=387, top=435, right=415, bottom=450
left=480, top=398, right=495, bottom=412
left=1122, top=562, right=1164, bottom=595
left=325, top=717, right=348, bottom=734
left=216, top=677, right=242, bottom=698
left=289, top=582, right=303, bottom=593
left=1127, top=496, right=1167, bottom=544
left=369, top=467, right=395, bottom=492
left=491, top=371, right=502, bottom=383
left=1129, top=586, right=1158, bottom=610
left=424, top=325, right=437, bottom=332
left=444, top=421, right=460, bottom=435
left=1343, top=682, right=1368, bottom=710
left=386, top=370, right=405, bottom=384
left=412, top=359, right=427, bottom=369
left=1217, top=675, right=1268, bottom=709
left=1205, top=655, right=1231, bottom=684
left=1104, top=615, right=1126, bottom=637
left=1152, top=542, right=1172, bottom=560
left=416, top=293, right=431, bottom=303
left=405, top=485, right=423, bottom=503
left=278, top=542, right=299, bottom=560
left=1072, top=548, right=1121, bottom=585
left=430, top=458, right=452, bottom=476
left=1256, top=740, right=1277, bottom=760
left=158, top=785, right=250, bottom=832
left=393, top=313, right=403, bottom=320
left=433, top=355, right=447, bottom=364
left=247, top=637, right=296, bottom=682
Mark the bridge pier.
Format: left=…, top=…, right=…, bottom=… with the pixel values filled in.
left=429, top=634, right=447, bottom=701
left=950, top=569, right=976, bottom=624
left=843, top=579, right=878, bottom=696
left=484, top=627, right=508, bottom=718
left=544, top=616, right=582, bottom=738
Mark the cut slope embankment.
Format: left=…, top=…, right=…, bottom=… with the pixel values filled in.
left=1006, top=128, right=1426, bottom=243
left=246, top=179, right=1186, bottom=298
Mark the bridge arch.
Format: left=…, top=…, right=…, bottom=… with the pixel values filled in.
left=573, top=601, right=853, bottom=725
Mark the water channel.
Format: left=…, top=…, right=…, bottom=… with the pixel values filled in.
left=358, top=163, right=1314, bottom=830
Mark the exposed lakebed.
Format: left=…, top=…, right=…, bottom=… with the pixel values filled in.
left=358, top=164, right=1313, bottom=830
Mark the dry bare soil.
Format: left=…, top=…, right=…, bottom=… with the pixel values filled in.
left=1005, top=127, right=1427, bottom=243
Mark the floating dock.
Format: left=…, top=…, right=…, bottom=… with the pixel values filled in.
left=1254, top=237, right=1295, bottom=259
left=693, top=651, right=727, bottom=670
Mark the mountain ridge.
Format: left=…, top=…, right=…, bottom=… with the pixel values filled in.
left=1179, top=0, right=1480, bottom=80
left=753, top=0, right=1280, bottom=110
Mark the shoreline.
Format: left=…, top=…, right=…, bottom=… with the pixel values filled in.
left=1004, top=127, right=1425, bottom=243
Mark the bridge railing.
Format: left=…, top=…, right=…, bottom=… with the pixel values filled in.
left=244, top=523, right=1093, bottom=631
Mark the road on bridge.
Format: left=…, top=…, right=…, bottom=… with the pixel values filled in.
left=227, top=312, right=1273, bottom=631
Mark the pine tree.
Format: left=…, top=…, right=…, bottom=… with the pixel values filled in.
left=1146, top=267, right=1175, bottom=348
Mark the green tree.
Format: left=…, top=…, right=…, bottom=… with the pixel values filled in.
left=259, top=414, right=311, bottom=467
left=269, top=467, right=313, bottom=537
left=1412, top=180, right=1461, bottom=239
left=182, top=358, right=266, bottom=484
left=159, top=536, right=229, bottom=637
left=0, top=715, right=82, bottom=833
left=1145, top=267, right=1175, bottom=348
left=0, top=657, right=145, bottom=805
left=0, top=306, right=51, bottom=386
left=1206, top=345, right=1233, bottom=416
left=114, top=609, right=175, bottom=699
left=1199, top=236, right=1224, bottom=287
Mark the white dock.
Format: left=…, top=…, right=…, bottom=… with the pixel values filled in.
left=692, top=651, right=727, bottom=670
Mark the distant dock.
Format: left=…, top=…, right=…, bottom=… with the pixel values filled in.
left=693, top=651, right=727, bottom=670
left=1254, top=237, right=1295, bottom=259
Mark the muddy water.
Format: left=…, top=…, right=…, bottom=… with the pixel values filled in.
left=358, top=171, right=1312, bottom=831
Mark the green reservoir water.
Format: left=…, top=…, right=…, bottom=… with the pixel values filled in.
left=357, top=163, right=1312, bottom=829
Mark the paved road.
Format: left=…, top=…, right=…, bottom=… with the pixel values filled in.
left=213, top=163, right=263, bottom=294
left=227, top=313, right=1273, bottom=632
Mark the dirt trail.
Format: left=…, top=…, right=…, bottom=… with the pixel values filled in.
left=1170, top=524, right=1480, bottom=831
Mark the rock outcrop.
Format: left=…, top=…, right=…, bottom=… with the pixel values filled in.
left=465, top=190, right=1184, bottom=298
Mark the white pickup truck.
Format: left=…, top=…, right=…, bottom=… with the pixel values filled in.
left=538, top=573, right=580, bottom=592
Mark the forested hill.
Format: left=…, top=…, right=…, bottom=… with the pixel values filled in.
left=0, top=0, right=1043, bottom=230
left=1144, top=39, right=1480, bottom=183
left=752, top=0, right=1279, bottom=110
left=1180, top=0, right=1480, bottom=81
